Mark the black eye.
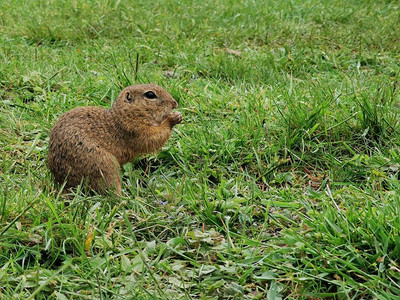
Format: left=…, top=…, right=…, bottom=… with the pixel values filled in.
left=144, top=91, right=157, bottom=99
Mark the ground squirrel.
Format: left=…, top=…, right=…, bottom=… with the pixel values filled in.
left=48, top=84, right=182, bottom=195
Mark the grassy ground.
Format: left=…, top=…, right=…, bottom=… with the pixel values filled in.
left=1, top=0, right=400, bottom=298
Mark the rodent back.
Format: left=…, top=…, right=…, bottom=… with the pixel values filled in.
left=49, top=106, right=120, bottom=159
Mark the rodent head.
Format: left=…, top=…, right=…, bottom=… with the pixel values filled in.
left=110, top=84, right=178, bottom=132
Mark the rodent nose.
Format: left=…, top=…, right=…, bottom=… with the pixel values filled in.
left=172, top=100, right=178, bottom=109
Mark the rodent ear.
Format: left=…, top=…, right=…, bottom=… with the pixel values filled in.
left=125, top=91, right=133, bottom=103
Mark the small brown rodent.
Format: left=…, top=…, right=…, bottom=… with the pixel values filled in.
left=48, top=84, right=182, bottom=195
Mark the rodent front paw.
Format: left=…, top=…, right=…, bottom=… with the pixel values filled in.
left=169, top=111, right=183, bottom=125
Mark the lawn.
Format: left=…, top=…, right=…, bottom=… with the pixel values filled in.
left=1, top=0, right=400, bottom=299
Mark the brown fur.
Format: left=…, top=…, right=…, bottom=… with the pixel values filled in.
left=48, top=84, right=182, bottom=194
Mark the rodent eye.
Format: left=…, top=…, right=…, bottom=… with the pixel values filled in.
left=144, top=91, right=157, bottom=99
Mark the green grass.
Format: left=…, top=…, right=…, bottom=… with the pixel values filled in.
left=1, top=0, right=400, bottom=298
